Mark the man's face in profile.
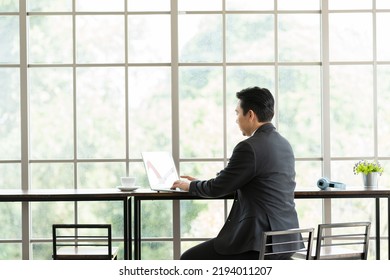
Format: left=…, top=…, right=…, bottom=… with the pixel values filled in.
left=235, top=102, right=252, bottom=137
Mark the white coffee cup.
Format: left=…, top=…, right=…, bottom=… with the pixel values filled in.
left=121, top=177, right=136, bottom=187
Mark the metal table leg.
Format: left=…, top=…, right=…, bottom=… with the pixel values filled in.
left=134, top=197, right=141, bottom=260
left=375, top=198, right=380, bottom=260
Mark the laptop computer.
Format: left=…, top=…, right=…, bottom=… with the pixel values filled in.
left=141, top=151, right=188, bottom=193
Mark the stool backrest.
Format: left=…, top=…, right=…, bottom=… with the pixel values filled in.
left=259, top=227, right=315, bottom=260
left=52, top=224, right=114, bottom=260
left=315, top=222, right=371, bottom=260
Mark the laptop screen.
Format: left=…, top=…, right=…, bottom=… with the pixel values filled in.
left=141, top=152, right=179, bottom=189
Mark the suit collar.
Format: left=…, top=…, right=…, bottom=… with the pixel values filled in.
left=253, top=122, right=275, bottom=135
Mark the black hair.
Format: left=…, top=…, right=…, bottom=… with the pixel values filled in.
left=236, top=86, right=274, bottom=122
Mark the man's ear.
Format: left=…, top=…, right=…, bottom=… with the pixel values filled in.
left=248, top=110, right=256, bottom=120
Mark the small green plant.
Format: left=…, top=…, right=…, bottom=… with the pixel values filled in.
left=353, top=160, right=384, bottom=175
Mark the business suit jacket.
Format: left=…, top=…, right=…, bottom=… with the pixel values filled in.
left=188, top=123, right=301, bottom=255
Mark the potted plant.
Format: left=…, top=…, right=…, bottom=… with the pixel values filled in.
left=353, top=160, right=384, bottom=188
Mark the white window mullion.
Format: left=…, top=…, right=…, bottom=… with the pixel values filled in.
left=124, top=0, right=130, bottom=174
left=72, top=0, right=79, bottom=225
left=170, top=0, right=181, bottom=260
left=19, top=0, right=31, bottom=260
left=372, top=1, right=378, bottom=159
left=321, top=0, right=332, bottom=224
left=222, top=0, right=230, bottom=222
left=274, top=0, right=279, bottom=128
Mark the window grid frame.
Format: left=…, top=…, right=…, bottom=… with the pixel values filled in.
left=0, top=0, right=389, bottom=259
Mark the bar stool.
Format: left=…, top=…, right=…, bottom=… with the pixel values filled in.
left=52, top=224, right=118, bottom=260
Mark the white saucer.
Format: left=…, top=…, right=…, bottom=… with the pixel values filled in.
left=117, top=186, right=139, bottom=192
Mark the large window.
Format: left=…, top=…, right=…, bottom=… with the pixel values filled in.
left=0, top=0, right=389, bottom=260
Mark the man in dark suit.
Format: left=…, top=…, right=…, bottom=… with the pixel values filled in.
left=172, top=86, right=301, bottom=259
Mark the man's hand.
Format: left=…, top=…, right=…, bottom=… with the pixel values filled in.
left=179, top=175, right=197, bottom=182
left=171, top=175, right=197, bottom=191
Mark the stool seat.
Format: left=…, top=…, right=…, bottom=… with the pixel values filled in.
left=56, top=246, right=119, bottom=260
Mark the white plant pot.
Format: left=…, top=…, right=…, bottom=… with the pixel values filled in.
left=362, top=172, right=379, bottom=188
